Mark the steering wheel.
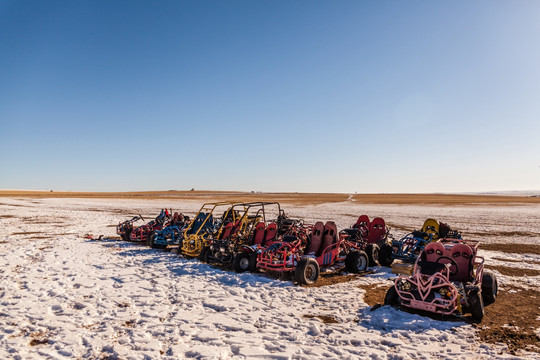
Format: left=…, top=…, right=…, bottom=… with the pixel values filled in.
left=436, top=256, right=458, bottom=276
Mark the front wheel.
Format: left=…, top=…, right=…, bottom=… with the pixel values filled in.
left=378, top=243, right=394, bottom=267
left=295, top=258, right=320, bottom=285
left=384, top=285, right=400, bottom=307
left=469, top=290, right=484, bottom=322
left=345, top=251, right=369, bottom=273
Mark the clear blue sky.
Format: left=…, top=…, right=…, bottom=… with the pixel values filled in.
left=1, top=0, right=539, bottom=193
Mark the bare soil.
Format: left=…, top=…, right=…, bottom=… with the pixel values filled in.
left=305, top=272, right=368, bottom=287
left=483, top=243, right=540, bottom=256
left=303, top=314, right=340, bottom=324
left=1, top=190, right=539, bottom=206
left=485, top=264, right=540, bottom=277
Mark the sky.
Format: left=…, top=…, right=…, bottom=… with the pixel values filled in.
left=1, top=0, right=539, bottom=193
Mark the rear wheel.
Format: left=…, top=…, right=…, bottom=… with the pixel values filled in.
left=121, top=231, right=131, bottom=242
left=295, top=258, right=320, bottom=285
left=378, top=243, right=394, bottom=267
left=147, top=233, right=156, bottom=248
left=482, top=271, right=498, bottom=305
left=345, top=251, right=369, bottom=273
left=384, top=285, right=400, bottom=307
left=249, top=253, right=258, bottom=272
left=146, top=232, right=154, bottom=247
left=365, top=243, right=380, bottom=267
left=233, top=253, right=251, bottom=273
left=469, top=290, right=484, bottom=322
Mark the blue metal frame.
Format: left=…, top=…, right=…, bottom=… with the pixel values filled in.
left=153, top=225, right=186, bottom=247
left=390, top=233, right=432, bottom=263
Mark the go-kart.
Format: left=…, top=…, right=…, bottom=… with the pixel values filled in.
left=180, top=202, right=239, bottom=258
left=129, top=209, right=171, bottom=243
left=384, top=239, right=498, bottom=322
left=257, top=220, right=369, bottom=285
left=378, top=218, right=462, bottom=267
left=116, top=214, right=144, bottom=241
left=201, top=202, right=284, bottom=271
left=339, top=215, right=390, bottom=266
left=148, top=212, right=190, bottom=249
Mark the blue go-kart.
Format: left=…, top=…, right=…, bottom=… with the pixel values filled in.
left=147, top=213, right=190, bottom=249
left=378, top=219, right=461, bottom=266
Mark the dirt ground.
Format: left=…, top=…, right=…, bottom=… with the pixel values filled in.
left=1, top=190, right=539, bottom=206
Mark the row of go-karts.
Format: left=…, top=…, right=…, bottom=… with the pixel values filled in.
left=115, top=201, right=497, bottom=321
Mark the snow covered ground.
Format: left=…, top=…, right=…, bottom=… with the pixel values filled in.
left=0, top=197, right=539, bottom=359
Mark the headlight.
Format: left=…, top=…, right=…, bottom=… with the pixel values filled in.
left=439, top=287, right=451, bottom=298
left=398, top=280, right=412, bottom=291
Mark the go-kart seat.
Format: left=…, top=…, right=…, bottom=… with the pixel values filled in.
left=353, top=215, right=370, bottom=229
left=368, top=217, right=386, bottom=244
left=187, top=213, right=206, bottom=235
left=263, top=223, right=277, bottom=245
left=306, top=222, right=325, bottom=255
left=201, top=214, right=214, bottom=233
left=423, top=242, right=446, bottom=263
left=318, top=221, right=337, bottom=256
left=220, top=222, right=234, bottom=240
left=231, top=219, right=242, bottom=236
left=421, top=218, right=440, bottom=240
left=252, top=222, right=266, bottom=245
left=450, top=244, right=474, bottom=283
left=439, top=222, right=451, bottom=238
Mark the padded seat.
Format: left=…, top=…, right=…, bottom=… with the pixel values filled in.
left=423, top=242, right=446, bottom=263
left=450, top=244, right=474, bottom=283
left=318, top=221, right=337, bottom=257
left=252, top=222, right=266, bottom=245
left=264, top=223, right=277, bottom=244
left=353, top=215, right=370, bottom=229
left=306, top=222, right=325, bottom=255
left=368, top=217, right=386, bottom=244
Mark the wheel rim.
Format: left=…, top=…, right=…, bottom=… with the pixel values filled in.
left=305, top=263, right=317, bottom=281
left=357, top=256, right=367, bottom=271
left=239, top=257, right=249, bottom=270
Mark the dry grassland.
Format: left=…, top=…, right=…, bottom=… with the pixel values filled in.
left=1, top=190, right=539, bottom=206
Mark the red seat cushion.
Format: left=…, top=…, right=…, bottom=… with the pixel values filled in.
left=319, top=221, right=337, bottom=256
left=307, top=222, right=325, bottom=255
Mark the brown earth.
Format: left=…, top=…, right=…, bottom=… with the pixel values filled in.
left=303, top=314, right=340, bottom=324
left=1, top=190, right=539, bottom=206
left=483, top=243, right=540, bottom=256
left=486, top=264, right=540, bottom=277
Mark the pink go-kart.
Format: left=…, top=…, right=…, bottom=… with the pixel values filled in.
left=384, top=239, right=497, bottom=321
